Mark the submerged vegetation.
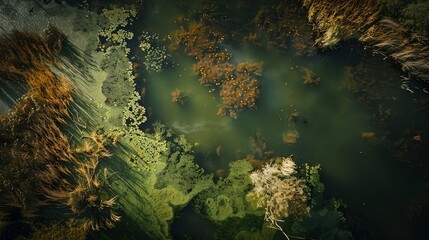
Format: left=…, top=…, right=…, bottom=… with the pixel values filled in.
left=172, top=20, right=262, bottom=119
left=302, top=68, right=320, bottom=85
left=254, top=0, right=315, bottom=55
left=171, top=88, right=187, bottom=104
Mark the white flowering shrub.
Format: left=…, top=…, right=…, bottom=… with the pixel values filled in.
left=249, top=156, right=309, bottom=239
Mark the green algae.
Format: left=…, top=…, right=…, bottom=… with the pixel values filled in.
left=196, top=160, right=263, bottom=222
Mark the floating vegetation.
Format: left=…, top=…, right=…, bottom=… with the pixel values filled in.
left=101, top=46, right=136, bottom=108
left=172, top=19, right=262, bottom=119
left=98, top=7, right=137, bottom=51
left=302, top=68, right=320, bottom=85
left=195, top=160, right=261, bottom=222
left=288, top=112, right=300, bottom=123
left=122, top=91, right=147, bottom=129
left=218, top=62, right=262, bottom=118
left=362, top=132, right=376, bottom=139
left=254, top=0, right=315, bottom=55
left=248, top=131, right=274, bottom=162
left=139, top=31, right=171, bottom=73
left=171, top=88, right=187, bottom=104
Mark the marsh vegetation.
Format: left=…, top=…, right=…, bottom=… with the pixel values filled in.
left=0, top=0, right=428, bottom=240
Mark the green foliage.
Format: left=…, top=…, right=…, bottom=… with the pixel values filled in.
left=73, top=11, right=107, bottom=33
left=101, top=46, right=135, bottom=108
left=104, top=123, right=212, bottom=239
left=139, top=31, right=171, bottom=73
left=122, top=91, right=147, bottom=129
left=97, top=6, right=137, bottom=114
left=196, top=160, right=263, bottom=222
left=122, top=129, right=168, bottom=171
left=153, top=127, right=214, bottom=196
left=377, top=0, right=429, bottom=34
left=206, top=195, right=234, bottom=221
left=287, top=164, right=353, bottom=240
left=99, top=7, right=137, bottom=50
left=401, top=1, right=429, bottom=34
left=155, top=151, right=213, bottom=194
left=293, top=200, right=353, bottom=240
left=214, top=214, right=269, bottom=240
left=302, top=163, right=325, bottom=206
left=233, top=223, right=277, bottom=240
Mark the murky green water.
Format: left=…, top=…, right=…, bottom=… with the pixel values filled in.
left=139, top=0, right=429, bottom=239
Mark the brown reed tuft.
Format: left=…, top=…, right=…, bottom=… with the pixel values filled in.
left=0, top=26, right=119, bottom=231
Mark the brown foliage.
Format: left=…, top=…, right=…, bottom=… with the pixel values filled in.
left=219, top=62, right=261, bottom=118
left=46, top=131, right=120, bottom=231
left=303, top=0, right=429, bottom=82
left=302, top=68, right=320, bottom=85
left=192, top=57, right=234, bottom=86
left=344, top=57, right=398, bottom=105
left=171, top=88, right=187, bottom=104
left=220, top=71, right=260, bottom=110
left=0, top=27, right=73, bottom=226
left=360, top=18, right=429, bottom=82
left=172, top=21, right=262, bottom=119
left=304, top=0, right=381, bottom=47
left=171, top=22, right=228, bottom=60
left=0, top=28, right=119, bottom=231
left=254, top=0, right=315, bottom=55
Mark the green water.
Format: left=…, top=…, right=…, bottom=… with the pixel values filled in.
left=138, top=0, right=429, bottom=239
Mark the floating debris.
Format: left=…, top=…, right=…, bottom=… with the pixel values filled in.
left=171, top=88, right=187, bottom=104
left=362, top=132, right=376, bottom=139
left=215, top=169, right=226, bottom=178
left=216, top=145, right=222, bottom=156
left=413, top=135, right=422, bottom=141
left=282, top=130, right=300, bottom=144
left=288, top=111, right=300, bottom=123
left=302, top=67, right=320, bottom=85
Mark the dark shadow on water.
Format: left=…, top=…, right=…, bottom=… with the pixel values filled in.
left=0, top=80, right=28, bottom=115
left=171, top=204, right=216, bottom=240
left=60, top=39, right=98, bottom=84
left=0, top=221, right=31, bottom=240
